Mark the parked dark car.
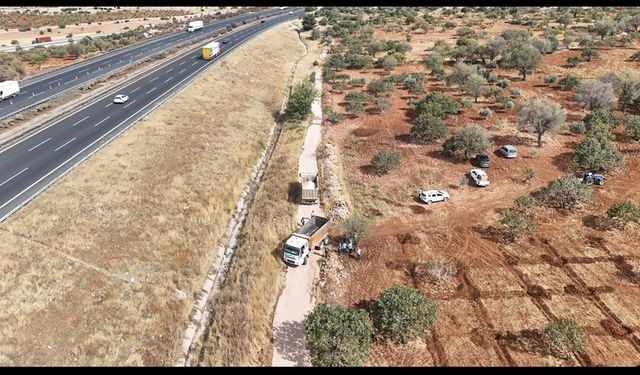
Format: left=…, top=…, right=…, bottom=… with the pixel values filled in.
left=476, top=153, right=490, bottom=168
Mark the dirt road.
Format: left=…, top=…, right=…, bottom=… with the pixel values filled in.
left=271, top=67, right=324, bottom=367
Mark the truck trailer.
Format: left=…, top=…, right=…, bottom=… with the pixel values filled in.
left=283, top=215, right=331, bottom=266
left=0, top=80, right=20, bottom=101
left=300, top=172, right=319, bottom=204
left=32, top=36, right=52, bottom=44
left=187, top=20, right=204, bottom=32
left=202, top=41, right=221, bottom=60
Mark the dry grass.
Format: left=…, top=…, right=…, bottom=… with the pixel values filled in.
left=0, top=21, right=305, bottom=366
left=194, top=23, right=321, bottom=367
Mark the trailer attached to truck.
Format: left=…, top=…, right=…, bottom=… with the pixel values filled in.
left=202, top=41, right=221, bottom=60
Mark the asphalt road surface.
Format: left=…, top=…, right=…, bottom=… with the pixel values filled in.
left=0, top=9, right=304, bottom=222
left=0, top=7, right=293, bottom=120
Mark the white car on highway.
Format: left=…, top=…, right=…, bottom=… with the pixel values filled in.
left=113, top=94, right=129, bottom=104
left=470, top=169, right=490, bottom=187
left=418, top=189, right=449, bottom=204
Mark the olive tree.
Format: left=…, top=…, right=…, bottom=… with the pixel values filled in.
left=626, top=116, right=640, bottom=141
left=539, top=175, right=593, bottom=209
left=445, top=61, right=475, bottom=88
left=517, top=98, right=567, bottom=147
left=573, top=134, right=625, bottom=171
left=501, top=41, right=542, bottom=80
left=574, top=79, right=617, bottom=110
left=607, top=200, right=640, bottom=228
left=305, top=303, right=373, bottom=366
left=373, top=284, right=437, bottom=344
left=367, top=40, right=385, bottom=57
left=442, top=124, right=492, bottom=159
left=381, top=55, right=398, bottom=72
left=410, top=112, right=447, bottom=143
left=485, top=36, right=507, bottom=61
left=593, top=19, right=618, bottom=40
left=599, top=71, right=640, bottom=113
left=463, top=73, right=488, bottom=103
left=501, top=209, right=535, bottom=241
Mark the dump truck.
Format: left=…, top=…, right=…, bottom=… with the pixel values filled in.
left=300, top=172, right=318, bottom=204
left=283, top=215, right=331, bottom=266
left=202, top=41, right=221, bottom=60
left=32, top=36, right=52, bottom=44
left=0, top=80, right=20, bottom=101
left=187, top=20, right=203, bottom=32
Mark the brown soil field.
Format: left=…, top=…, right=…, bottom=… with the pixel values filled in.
left=0, top=21, right=303, bottom=365
left=321, top=13, right=640, bottom=366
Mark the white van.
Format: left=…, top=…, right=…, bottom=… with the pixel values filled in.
left=0, top=80, right=20, bottom=101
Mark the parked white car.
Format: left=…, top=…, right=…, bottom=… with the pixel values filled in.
left=113, top=94, right=129, bottom=104
left=470, top=169, right=490, bottom=187
left=498, top=145, right=517, bottom=158
left=418, top=189, right=449, bottom=204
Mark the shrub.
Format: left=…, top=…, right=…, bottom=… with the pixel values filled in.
left=567, top=55, right=584, bottom=66
left=515, top=195, right=539, bottom=211
left=349, top=78, right=366, bottom=87
left=416, top=92, right=460, bottom=119
left=485, top=60, right=498, bottom=69
left=374, top=97, right=391, bottom=113
left=325, top=108, right=343, bottom=124
left=501, top=209, right=535, bottom=241
left=442, top=124, right=492, bottom=159
left=570, top=121, right=586, bottom=134
left=522, top=167, right=536, bottom=182
left=583, top=109, right=621, bottom=128
left=406, top=98, right=419, bottom=108
left=381, top=55, right=398, bottom=72
left=459, top=98, right=473, bottom=109
left=574, top=134, right=624, bottom=171
left=509, top=88, right=521, bottom=97
left=544, top=74, right=558, bottom=84
left=58, top=24, right=66, bottom=29
left=10, top=40, right=19, bottom=45
left=46, top=27, right=52, bottom=32
left=367, top=78, right=395, bottom=96
left=479, top=107, right=492, bottom=118
left=539, top=175, right=593, bottom=209
left=411, top=113, right=447, bottom=143
left=497, top=79, right=510, bottom=88
left=423, top=259, right=456, bottom=288
left=285, top=79, right=317, bottom=122
left=371, top=150, right=401, bottom=173
left=501, top=41, right=542, bottom=80
left=631, top=51, right=640, bottom=61
left=559, top=75, right=580, bottom=90
left=305, top=303, right=373, bottom=366
left=544, top=319, right=586, bottom=360
left=503, top=100, right=515, bottom=109
left=443, top=21, right=456, bottom=29
left=344, top=212, right=371, bottom=241
left=626, top=116, right=640, bottom=140
left=373, top=284, right=437, bottom=344
left=607, top=200, right=640, bottom=228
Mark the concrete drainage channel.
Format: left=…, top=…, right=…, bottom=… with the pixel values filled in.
left=175, top=24, right=308, bottom=367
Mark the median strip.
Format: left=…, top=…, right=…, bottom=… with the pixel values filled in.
left=54, top=137, right=76, bottom=152
left=93, top=116, right=111, bottom=127
left=27, top=138, right=51, bottom=152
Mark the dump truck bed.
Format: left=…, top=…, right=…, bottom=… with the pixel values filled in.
left=296, top=216, right=329, bottom=237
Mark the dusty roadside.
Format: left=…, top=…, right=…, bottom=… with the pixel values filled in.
left=0, top=21, right=305, bottom=366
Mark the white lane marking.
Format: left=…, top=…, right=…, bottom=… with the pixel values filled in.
left=179, top=61, right=186, bottom=66
left=192, top=61, right=198, bottom=66
left=164, top=77, right=173, bottom=83
left=28, top=138, right=51, bottom=152
left=72, top=115, right=90, bottom=127
left=48, top=78, right=63, bottom=85
left=147, top=87, right=157, bottom=94
left=94, top=116, right=111, bottom=127
left=33, top=91, right=44, bottom=97
left=123, top=53, right=132, bottom=57
left=124, top=99, right=136, bottom=108
left=77, top=68, right=89, bottom=74
left=54, top=137, right=76, bottom=152
left=130, top=87, right=140, bottom=94
left=179, top=68, right=186, bottom=74
left=166, top=68, right=173, bottom=73
left=149, top=76, right=158, bottom=83
left=105, top=103, right=113, bottom=108
left=63, top=80, right=75, bottom=85
left=0, top=167, right=29, bottom=188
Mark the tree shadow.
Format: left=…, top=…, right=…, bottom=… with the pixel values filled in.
left=550, top=151, right=577, bottom=173
left=288, top=181, right=301, bottom=204
left=354, top=298, right=377, bottom=314
left=394, top=133, right=414, bottom=143
left=272, top=320, right=310, bottom=366
left=491, top=134, right=533, bottom=147
left=426, top=150, right=468, bottom=165
left=359, top=164, right=384, bottom=176
left=582, top=215, right=613, bottom=231
left=471, top=224, right=506, bottom=244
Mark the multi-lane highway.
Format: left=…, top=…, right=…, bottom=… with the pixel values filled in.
left=0, top=8, right=304, bottom=222
left=0, top=7, right=291, bottom=120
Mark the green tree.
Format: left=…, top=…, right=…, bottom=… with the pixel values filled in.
left=302, top=13, right=317, bottom=31
left=367, top=40, right=385, bottom=57
left=500, top=209, right=535, bottom=241
left=344, top=212, right=371, bottom=242
left=573, top=134, right=624, bottom=171
left=593, top=19, right=617, bottom=40
left=381, top=55, right=398, bottom=72
left=501, top=41, right=542, bottom=80
left=373, top=284, right=437, bottom=343
left=445, top=61, right=475, bottom=88
left=371, top=150, right=401, bottom=173
left=575, top=79, right=617, bottom=111
left=517, top=98, right=567, bottom=147
left=463, top=73, right=488, bottom=103
left=416, top=91, right=460, bottom=119
left=626, top=116, right=640, bottom=141
left=65, top=42, right=83, bottom=59
left=539, top=175, right=593, bottom=209
left=581, top=47, right=597, bottom=61
left=442, top=124, right=492, bottom=159
left=423, top=53, right=444, bottom=76
left=367, top=78, right=395, bottom=97
left=285, top=79, right=317, bottom=122
left=373, top=97, right=391, bottom=114
left=559, top=75, right=581, bottom=90
left=544, top=319, right=586, bottom=360
left=304, top=303, right=373, bottom=367
left=411, top=112, right=447, bottom=143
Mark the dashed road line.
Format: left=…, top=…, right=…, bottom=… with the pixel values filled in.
left=28, top=138, right=51, bottom=152
left=72, top=115, right=90, bottom=127
left=54, top=137, right=76, bottom=152
left=147, top=87, right=157, bottom=94
left=0, top=167, right=29, bottom=188
left=94, top=116, right=110, bottom=127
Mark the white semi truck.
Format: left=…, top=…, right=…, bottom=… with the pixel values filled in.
left=283, top=215, right=331, bottom=266
left=0, top=80, right=20, bottom=101
left=187, top=20, right=204, bottom=32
